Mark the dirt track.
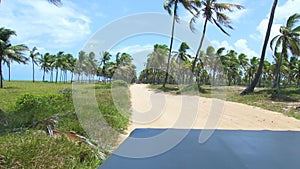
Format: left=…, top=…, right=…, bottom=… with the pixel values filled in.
left=119, top=84, right=300, bottom=143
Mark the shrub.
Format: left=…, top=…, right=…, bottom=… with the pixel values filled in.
left=111, top=80, right=128, bottom=88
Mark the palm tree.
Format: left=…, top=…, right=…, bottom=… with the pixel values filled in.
left=173, top=42, right=191, bottom=84
left=39, top=53, right=51, bottom=82
left=55, top=51, right=64, bottom=83
left=162, top=0, right=199, bottom=87
left=241, top=0, right=278, bottom=95
left=0, top=27, right=28, bottom=88
left=2, top=44, right=28, bottom=82
left=99, top=51, right=112, bottom=82
left=238, top=53, right=249, bottom=85
left=29, top=47, right=40, bottom=83
left=190, top=0, right=244, bottom=81
left=288, top=57, right=298, bottom=86
left=270, top=13, right=300, bottom=91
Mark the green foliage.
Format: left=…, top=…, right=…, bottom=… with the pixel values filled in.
left=0, top=131, right=101, bottom=169
left=11, top=93, right=74, bottom=128
left=112, top=80, right=128, bottom=88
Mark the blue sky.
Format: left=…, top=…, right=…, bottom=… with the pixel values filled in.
left=0, top=0, right=299, bottom=81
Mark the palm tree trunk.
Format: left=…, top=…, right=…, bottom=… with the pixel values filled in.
left=240, top=0, right=278, bottom=95
left=273, top=53, right=283, bottom=92
left=0, top=57, right=3, bottom=88
left=43, top=68, right=45, bottom=82
left=163, top=1, right=178, bottom=88
left=71, top=72, right=74, bottom=83
left=190, top=18, right=208, bottom=82
left=55, top=69, right=58, bottom=83
left=8, top=61, right=10, bottom=82
left=32, top=62, right=35, bottom=83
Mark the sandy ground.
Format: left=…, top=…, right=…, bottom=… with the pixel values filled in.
left=118, top=84, right=300, bottom=143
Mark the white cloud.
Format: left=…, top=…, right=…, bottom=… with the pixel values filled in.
left=226, top=8, right=248, bottom=23
left=252, top=0, right=300, bottom=41
left=252, top=18, right=281, bottom=41
left=0, top=0, right=91, bottom=49
left=275, top=0, right=300, bottom=22
left=110, top=44, right=153, bottom=55
left=211, top=40, right=234, bottom=51
left=234, top=39, right=258, bottom=57
left=212, top=39, right=258, bottom=58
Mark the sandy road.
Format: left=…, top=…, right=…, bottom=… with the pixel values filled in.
left=118, top=84, right=300, bottom=143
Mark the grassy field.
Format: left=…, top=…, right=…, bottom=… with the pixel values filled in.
left=150, top=84, right=300, bottom=119
left=0, top=81, right=131, bottom=168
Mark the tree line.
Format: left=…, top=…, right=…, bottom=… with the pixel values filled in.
left=0, top=26, right=137, bottom=88
left=139, top=42, right=300, bottom=90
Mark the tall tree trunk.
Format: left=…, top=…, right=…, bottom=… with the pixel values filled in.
left=0, top=57, right=3, bottom=88
left=240, top=0, right=278, bottom=95
left=190, top=18, right=208, bottom=82
left=8, top=61, right=10, bottom=82
left=55, top=69, right=58, bottom=83
left=273, top=53, right=283, bottom=92
left=71, top=72, right=74, bottom=83
left=42, top=68, right=45, bottom=82
left=32, top=61, right=35, bottom=83
left=163, top=1, right=178, bottom=88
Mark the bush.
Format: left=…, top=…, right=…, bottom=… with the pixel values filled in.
left=111, top=80, right=128, bottom=88
left=11, top=93, right=74, bottom=129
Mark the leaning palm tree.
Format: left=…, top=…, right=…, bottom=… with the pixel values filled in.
left=0, top=27, right=28, bottom=88
left=190, top=0, right=244, bottom=80
left=241, top=0, right=278, bottom=95
left=270, top=13, right=300, bottom=91
left=162, top=0, right=200, bottom=87
left=29, top=47, right=40, bottom=83
left=2, top=45, right=28, bottom=82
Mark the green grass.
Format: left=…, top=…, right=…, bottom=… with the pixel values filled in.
left=0, top=81, right=72, bottom=112
left=152, top=84, right=300, bottom=119
left=0, top=81, right=131, bottom=168
left=0, top=131, right=101, bottom=169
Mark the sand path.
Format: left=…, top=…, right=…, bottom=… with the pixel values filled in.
left=118, top=84, right=300, bottom=143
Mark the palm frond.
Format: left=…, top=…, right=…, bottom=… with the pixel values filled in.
left=286, top=13, right=300, bottom=29
left=212, top=18, right=230, bottom=36
left=286, top=36, right=300, bottom=56
left=292, top=25, right=300, bottom=33
left=215, top=12, right=232, bottom=29
left=48, top=0, right=62, bottom=6
left=214, top=3, right=244, bottom=12
left=274, top=36, right=283, bottom=56
left=270, top=35, right=280, bottom=51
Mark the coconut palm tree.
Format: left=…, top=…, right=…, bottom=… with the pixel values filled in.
left=241, top=0, right=278, bottom=95
left=99, top=51, right=112, bottom=82
left=172, top=42, right=192, bottom=84
left=270, top=13, right=300, bottom=91
left=162, top=0, right=199, bottom=87
left=190, top=0, right=244, bottom=80
left=29, top=47, right=40, bottom=83
left=39, top=53, right=51, bottom=82
left=0, top=27, right=28, bottom=88
left=2, top=45, right=28, bottom=82
left=55, top=51, right=64, bottom=83
left=238, top=53, right=249, bottom=85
